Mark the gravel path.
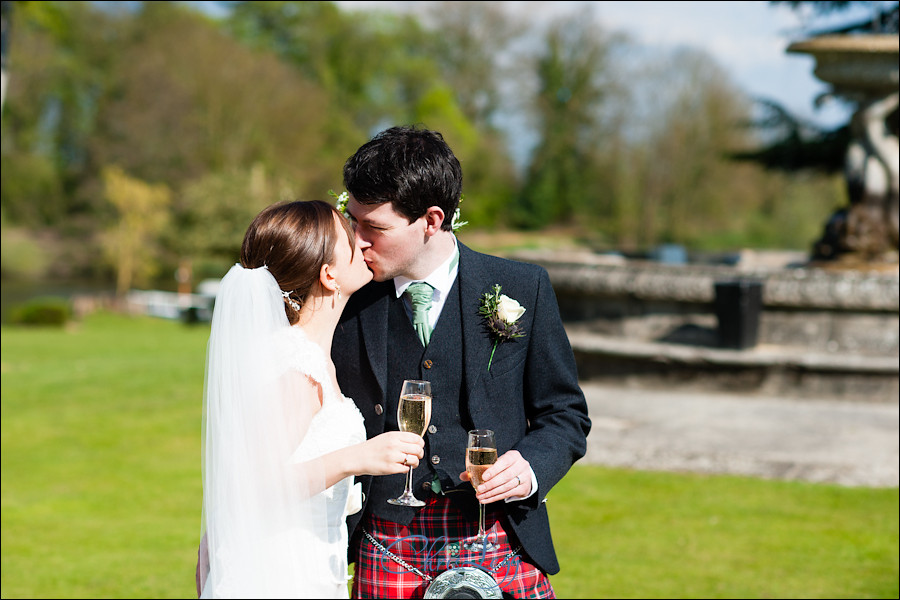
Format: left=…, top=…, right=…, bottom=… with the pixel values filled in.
left=580, top=382, right=899, bottom=488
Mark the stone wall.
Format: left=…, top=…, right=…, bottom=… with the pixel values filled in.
left=511, top=250, right=899, bottom=400
left=514, top=251, right=899, bottom=355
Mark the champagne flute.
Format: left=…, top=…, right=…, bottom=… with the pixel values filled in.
left=464, top=429, right=498, bottom=552
left=388, top=380, right=432, bottom=507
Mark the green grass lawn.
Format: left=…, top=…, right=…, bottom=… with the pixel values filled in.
left=2, top=312, right=897, bottom=598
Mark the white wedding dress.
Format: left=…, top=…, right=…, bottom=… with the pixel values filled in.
left=200, top=319, right=366, bottom=599
left=277, top=325, right=366, bottom=598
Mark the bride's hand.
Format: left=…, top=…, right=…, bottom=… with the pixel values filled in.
left=359, top=431, right=424, bottom=476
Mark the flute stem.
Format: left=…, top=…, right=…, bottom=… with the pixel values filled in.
left=478, top=503, right=486, bottom=539
left=405, top=466, right=414, bottom=494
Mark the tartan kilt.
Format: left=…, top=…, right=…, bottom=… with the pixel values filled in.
left=351, top=494, right=555, bottom=599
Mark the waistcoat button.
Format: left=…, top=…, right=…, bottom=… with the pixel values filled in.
left=423, top=359, right=433, bottom=369
left=374, top=404, right=383, bottom=415
left=431, top=455, right=440, bottom=465
left=422, top=481, right=432, bottom=491
left=428, top=424, right=437, bottom=434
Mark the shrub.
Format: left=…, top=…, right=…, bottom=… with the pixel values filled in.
left=9, top=297, right=72, bottom=327
left=0, top=227, right=52, bottom=280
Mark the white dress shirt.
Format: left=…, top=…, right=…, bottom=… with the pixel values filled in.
left=393, top=237, right=460, bottom=330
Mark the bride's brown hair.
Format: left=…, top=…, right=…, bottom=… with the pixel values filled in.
left=240, top=200, right=356, bottom=324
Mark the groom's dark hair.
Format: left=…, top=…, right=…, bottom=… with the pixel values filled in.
left=343, top=124, right=463, bottom=231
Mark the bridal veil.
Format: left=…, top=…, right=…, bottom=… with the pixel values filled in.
left=198, top=264, right=332, bottom=598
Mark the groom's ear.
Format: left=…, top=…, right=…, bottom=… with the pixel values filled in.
left=423, top=206, right=445, bottom=236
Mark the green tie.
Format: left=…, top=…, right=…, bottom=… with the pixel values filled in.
left=406, top=282, right=435, bottom=347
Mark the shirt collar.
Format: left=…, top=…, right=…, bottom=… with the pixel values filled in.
left=394, top=237, right=460, bottom=300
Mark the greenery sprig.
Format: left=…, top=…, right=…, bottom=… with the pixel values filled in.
left=328, top=189, right=350, bottom=217
left=450, top=195, right=468, bottom=232
left=328, top=189, right=467, bottom=232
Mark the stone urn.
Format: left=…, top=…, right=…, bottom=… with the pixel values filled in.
left=787, top=34, right=899, bottom=268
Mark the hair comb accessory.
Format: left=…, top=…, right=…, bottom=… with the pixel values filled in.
left=281, top=290, right=300, bottom=311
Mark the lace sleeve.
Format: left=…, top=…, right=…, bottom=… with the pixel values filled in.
left=275, top=327, right=336, bottom=401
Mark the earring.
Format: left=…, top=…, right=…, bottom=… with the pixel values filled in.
left=335, top=284, right=342, bottom=300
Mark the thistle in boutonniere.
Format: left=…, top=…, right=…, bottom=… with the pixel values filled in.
left=479, top=284, right=526, bottom=371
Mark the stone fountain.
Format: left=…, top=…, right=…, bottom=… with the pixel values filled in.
left=505, top=36, right=899, bottom=403
left=510, top=249, right=898, bottom=402
left=787, top=34, right=899, bottom=268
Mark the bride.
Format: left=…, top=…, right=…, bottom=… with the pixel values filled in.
left=196, top=200, right=424, bottom=598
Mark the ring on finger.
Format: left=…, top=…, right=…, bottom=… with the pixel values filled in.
left=403, top=454, right=410, bottom=466
left=515, top=475, right=522, bottom=487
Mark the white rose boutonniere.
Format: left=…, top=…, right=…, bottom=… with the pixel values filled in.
left=496, top=295, right=526, bottom=323
left=478, top=284, right=526, bottom=371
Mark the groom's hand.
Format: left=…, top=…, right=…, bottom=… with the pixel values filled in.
left=460, top=449, right=532, bottom=503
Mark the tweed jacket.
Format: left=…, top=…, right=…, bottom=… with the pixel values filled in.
left=332, top=242, right=591, bottom=575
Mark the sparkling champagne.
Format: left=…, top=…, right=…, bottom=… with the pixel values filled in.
left=388, top=381, right=431, bottom=508
left=397, top=394, right=431, bottom=436
left=466, top=447, right=498, bottom=488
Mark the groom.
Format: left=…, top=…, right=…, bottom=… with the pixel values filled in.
left=333, top=125, right=591, bottom=598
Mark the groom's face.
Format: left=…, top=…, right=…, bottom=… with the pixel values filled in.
left=345, top=197, right=426, bottom=282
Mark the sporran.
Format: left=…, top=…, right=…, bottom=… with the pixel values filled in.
left=363, top=529, right=516, bottom=599
left=422, top=566, right=502, bottom=599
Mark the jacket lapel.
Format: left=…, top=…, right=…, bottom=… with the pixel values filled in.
left=459, top=244, right=492, bottom=409
left=359, top=283, right=391, bottom=399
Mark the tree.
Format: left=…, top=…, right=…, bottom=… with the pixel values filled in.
left=412, top=2, right=525, bottom=227
left=164, top=164, right=286, bottom=281
left=514, top=6, right=626, bottom=229
left=0, top=0, right=118, bottom=227
left=223, top=1, right=521, bottom=228
left=2, top=0, right=11, bottom=112
left=90, top=2, right=352, bottom=195
left=101, top=165, right=171, bottom=295
left=224, top=0, right=443, bottom=132
left=629, top=48, right=757, bottom=247
left=83, top=2, right=373, bottom=282
left=420, top=1, right=528, bottom=129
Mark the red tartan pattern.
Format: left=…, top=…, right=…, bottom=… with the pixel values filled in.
left=351, top=494, right=555, bottom=599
